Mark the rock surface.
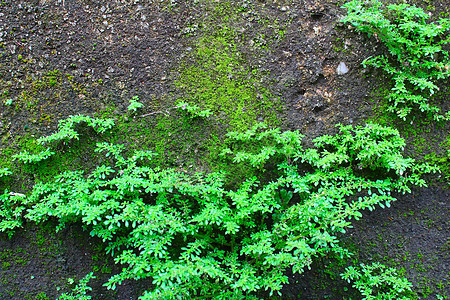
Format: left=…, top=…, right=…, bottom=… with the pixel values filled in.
left=0, top=0, right=449, bottom=299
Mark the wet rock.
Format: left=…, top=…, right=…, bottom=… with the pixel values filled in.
left=278, top=71, right=297, bottom=89
left=297, top=56, right=323, bottom=84
left=298, top=92, right=327, bottom=113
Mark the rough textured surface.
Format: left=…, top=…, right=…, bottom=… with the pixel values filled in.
left=0, top=0, right=449, bottom=299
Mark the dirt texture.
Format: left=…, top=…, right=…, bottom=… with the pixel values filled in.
left=0, top=0, right=449, bottom=299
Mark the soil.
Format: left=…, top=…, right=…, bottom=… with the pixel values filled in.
left=0, top=0, right=449, bottom=299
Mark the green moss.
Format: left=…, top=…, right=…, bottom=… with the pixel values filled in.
left=90, top=244, right=112, bottom=275
left=28, top=292, right=50, bottom=300
left=332, top=36, right=352, bottom=54
left=424, top=133, right=450, bottom=182
left=176, top=34, right=281, bottom=130
left=84, top=1, right=289, bottom=176
left=175, top=2, right=284, bottom=132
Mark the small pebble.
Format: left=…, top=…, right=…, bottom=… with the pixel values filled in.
left=336, top=62, right=349, bottom=75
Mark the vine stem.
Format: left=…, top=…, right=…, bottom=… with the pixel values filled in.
left=138, top=104, right=186, bottom=118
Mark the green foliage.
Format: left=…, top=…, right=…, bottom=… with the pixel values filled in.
left=0, top=116, right=436, bottom=299
left=11, top=115, right=114, bottom=165
left=425, top=149, right=450, bottom=184
left=37, top=115, right=114, bottom=145
left=342, top=0, right=450, bottom=121
left=13, top=148, right=55, bottom=164
left=341, top=262, right=416, bottom=299
left=0, top=191, right=26, bottom=237
left=0, top=168, right=11, bottom=178
left=58, top=272, right=95, bottom=300
left=444, top=149, right=450, bottom=183
left=177, top=101, right=213, bottom=118
left=128, top=96, right=144, bottom=113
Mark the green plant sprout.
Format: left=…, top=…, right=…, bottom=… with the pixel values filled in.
left=342, top=0, right=450, bottom=122
left=127, top=96, right=144, bottom=113
left=341, top=262, right=416, bottom=299
left=13, top=148, right=55, bottom=164
left=176, top=101, right=213, bottom=118
left=37, top=115, right=115, bottom=145
left=12, top=115, right=114, bottom=164
left=138, top=101, right=212, bottom=119
left=0, top=168, right=11, bottom=178
left=58, top=272, right=95, bottom=300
